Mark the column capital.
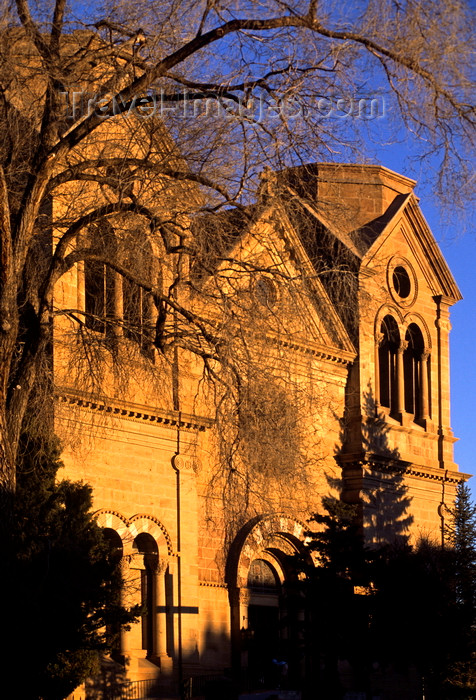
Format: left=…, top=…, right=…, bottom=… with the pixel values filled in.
left=397, top=340, right=408, bottom=354
left=375, top=331, right=384, bottom=347
left=239, top=588, right=251, bottom=606
left=435, top=317, right=452, bottom=333
left=156, top=556, right=169, bottom=575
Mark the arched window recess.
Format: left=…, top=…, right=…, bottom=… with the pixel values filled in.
left=376, top=315, right=431, bottom=426
left=132, top=533, right=158, bottom=659
left=376, top=315, right=400, bottom=413
left=83, top=220, right=156, bottom=356
left=403, top=324, right=431, bottom=424
left=84, top=220, right=118, bottom=335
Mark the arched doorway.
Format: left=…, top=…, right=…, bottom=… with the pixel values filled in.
left=227, top=515, right=308, bottom=691
left=247, top=558, right=286, bottom=689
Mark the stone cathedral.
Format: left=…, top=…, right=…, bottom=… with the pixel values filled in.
left=55, top=159, right=465, bottom=697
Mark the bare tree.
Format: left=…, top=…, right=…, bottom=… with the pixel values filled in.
left=0, top=0, right=474, bottom=500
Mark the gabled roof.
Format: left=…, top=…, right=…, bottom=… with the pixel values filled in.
left=362, top=193, right=462, bottom=303
left=197, top=200, right=356, bottom=357
left=265, top=162, right=461, bottom=304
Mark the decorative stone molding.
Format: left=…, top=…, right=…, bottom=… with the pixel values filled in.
left=55, top=387, right=213, bottom=432
left=265, top=332, right=356, bottom=365
left=403, top=312, right=432, bottom=349
left=374, top=304, right=405, bottom=335
left=239, top=589, right=252, bottom=605
left=435, top=317, right=452, bottom=333
left=94, top=508, right=174, bottom=555
left=339, top=456, right=467, bottom=485
left=171, top=454, right=201, bottom=473
left=156, top=556, right=170, bottom=574
left=129, top=514, right=174, bottom=554
left=387, top=256, right=418, bottom=308
left=230, top=513, right=308, bottom=589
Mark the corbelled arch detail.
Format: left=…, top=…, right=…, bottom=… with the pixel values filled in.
left=129, top=514, right=174, bottom=555
left=374, top=303, right=405, bottom=337
left=228, top=514, right=308, bottom=589
left=93, top=509, right=173, bottom=556
left=403, top=312, right=432, bottom=350
left=94, top=509, right=130, bottom=541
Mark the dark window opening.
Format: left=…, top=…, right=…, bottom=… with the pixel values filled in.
left=84, top=221, right=117, bottom=333
left=123, top=276, right=150, bottom=346
left=403, top=324, right=425, bottom=418
left=392, top=266, right=411, bottom=299
left=121, top=237, right=154, bottom=354
left=102, top=528, right=123, bottom=657
left=133, top=533, right=158, bottom=657
left=83, top=223, right=155, bottom=355
left=84, top=260, right=116, bottom=332
left=378, top=315, right=399, bottom=410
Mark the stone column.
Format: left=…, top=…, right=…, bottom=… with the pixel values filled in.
left=120, top=557, right=131, bottom=660
left=419, top=351, right=430, bottom=421
left=239, top=589, right=251, bottom=673
left=374, top=333, right=383, bottom=408
left=396, top=341, right=407, bottom=416
left=155, top=557, right=170, bottom=662
left=239, top=588, right=251, bottom=631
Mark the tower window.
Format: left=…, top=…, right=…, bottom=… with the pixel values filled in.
left=378, top=315, right=400, bottom=410
left=121, top=234, right=154, bottom=352
left=83, top=221, right=154, bottom=354
left=403, top=323, right=426, bottom=420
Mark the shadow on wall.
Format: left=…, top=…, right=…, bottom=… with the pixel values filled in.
left=337, top=384, right=414, bottom=545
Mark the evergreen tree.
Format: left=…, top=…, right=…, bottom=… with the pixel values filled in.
left=300, top=491, right=476, bottom=698
left=444, top=482, right=476, bottom=694
left=448, top=482, right=476, bottom=610
left=298, top=497, right=373, bottom=698
left=2, top=433, right=136, bottom=700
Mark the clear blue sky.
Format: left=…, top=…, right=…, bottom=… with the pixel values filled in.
left=437, top=232, right=476, bottom=490
left=373, top=147, right=475, bottom=496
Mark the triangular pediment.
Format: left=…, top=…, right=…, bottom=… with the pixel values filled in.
left=361, top=193, right=462, bottom=302
left=200, top=202, right=356, bottom=359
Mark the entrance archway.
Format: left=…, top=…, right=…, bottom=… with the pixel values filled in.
left=247, top=558, right=284, bottom=688
left=227, top=515, right=308, bottom=691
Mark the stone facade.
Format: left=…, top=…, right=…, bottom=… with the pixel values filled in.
left=55, top=162, right=466, bottom=693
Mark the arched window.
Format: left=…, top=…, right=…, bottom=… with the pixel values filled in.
left=132, top=533, right=158, bottom=657
left=378, top=315, right=400, bottom=410
left=122, top=236, right=153, bottom=349
left=83, top=221, right=155, bottom=353
left=84, top=221, right=118, bottom=333
left=403, top=324, right=429, bottom=421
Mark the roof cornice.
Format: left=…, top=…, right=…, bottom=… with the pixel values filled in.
left=55, top=387, right=213, bottom=431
